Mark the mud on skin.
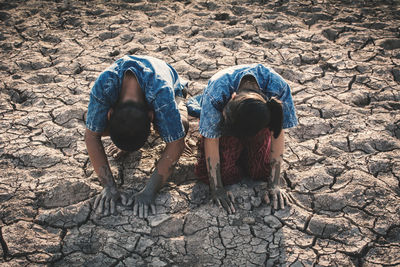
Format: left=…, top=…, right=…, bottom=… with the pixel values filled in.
left=1, top=0, right=400, bottom=266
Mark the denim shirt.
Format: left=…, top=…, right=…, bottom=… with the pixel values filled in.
left=186, top=64, right=298, bottom=138
left=86, top=55, right=186, bottom=143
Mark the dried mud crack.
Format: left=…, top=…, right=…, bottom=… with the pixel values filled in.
left=0, top=0, right=399, bottom=266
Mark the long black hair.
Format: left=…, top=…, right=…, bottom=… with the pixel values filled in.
left=223, top=90, right=283, bottom=138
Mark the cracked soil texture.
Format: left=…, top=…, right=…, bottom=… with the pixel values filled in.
left=1, top=0, right=400, bottom=266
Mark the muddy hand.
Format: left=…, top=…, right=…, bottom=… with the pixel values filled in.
left=93, top=186, right=120, bottom=216
left=265, top=186, right=293, bottom=211
left=132, top=189, right=156, bottom=219
left=211, top=187, right=236, bottom=214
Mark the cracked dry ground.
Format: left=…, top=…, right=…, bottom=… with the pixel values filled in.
left=0, top=0, right=399, bottom=266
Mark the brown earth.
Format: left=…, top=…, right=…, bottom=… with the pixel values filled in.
left=0, top=0, right=400, bottom=266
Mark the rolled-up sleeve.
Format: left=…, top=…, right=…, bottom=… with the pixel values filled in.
left=85, top=74, right=114, bottom=133
left=152, top=89, right=185, bottom=143
left=86, top=93, right=109, bottom=133
left=199, top=92, right=224, bottom=138
left=279, top=84, right=298, bottom=129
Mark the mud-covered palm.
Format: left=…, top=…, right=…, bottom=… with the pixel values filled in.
left=211, top=187, right=236, bottom=214
left=123, top=189, right=156, bottom=218
left=94, top=186, right=126, bottom=216
left=265, top=186, right=292, bottom=211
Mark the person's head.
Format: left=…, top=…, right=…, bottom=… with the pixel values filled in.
left=108, top=101, right=151, bottom=151
left=223, top=90, right=283, bottom=139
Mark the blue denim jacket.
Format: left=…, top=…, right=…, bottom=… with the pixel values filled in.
left=86, top=55, right=187, bottom=143
left=186, top=64, right=298, bottom=138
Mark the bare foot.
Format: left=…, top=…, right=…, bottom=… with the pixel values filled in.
left=106, top=143, right=128, bottom=159
left=182, top=140, right=193, bottom=157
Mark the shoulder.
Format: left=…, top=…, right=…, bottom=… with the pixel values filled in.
left=89, top=63, right=122, bottom=108
left=254, top=66, right=288, bottom=97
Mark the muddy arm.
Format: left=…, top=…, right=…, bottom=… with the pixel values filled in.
left=269, top=129, right=285, bottom=188
left=265, top=129, right=291, bottom=210
left=204, top=137, right=235, bottom=214
left=85, top=128, right=122, bottom=215
left=132, top=137, right=185, bottom=218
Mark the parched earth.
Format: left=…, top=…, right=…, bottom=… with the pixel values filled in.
left=1, top=0, right=399, bottom=266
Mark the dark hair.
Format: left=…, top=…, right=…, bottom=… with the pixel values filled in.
left=223, top=90, right=283, bottom=138
left=109, top=101, right=150, bottom=151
